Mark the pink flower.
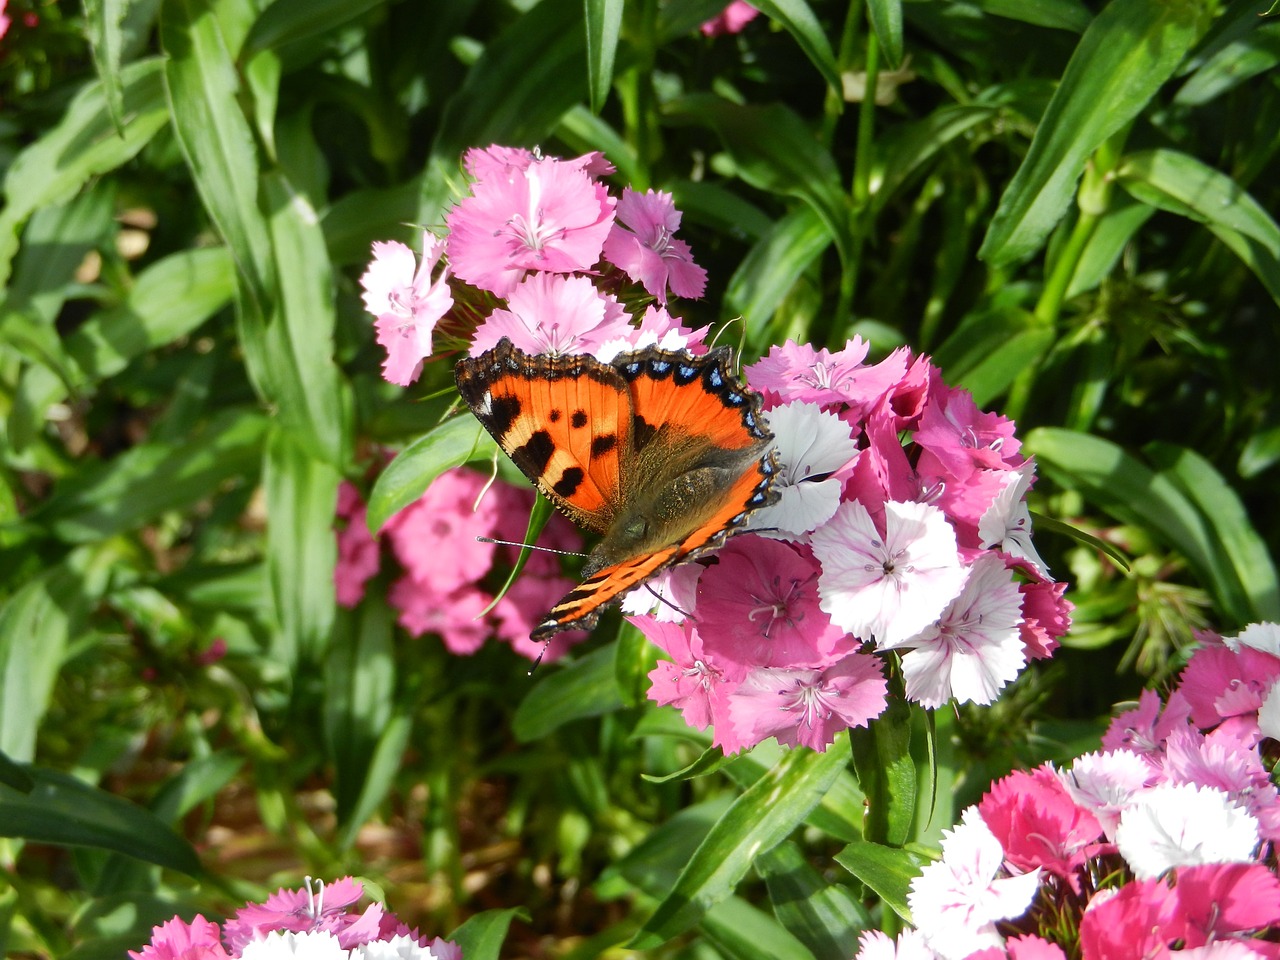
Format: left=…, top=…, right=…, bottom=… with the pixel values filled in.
left=1162, top=727, right=1280, bottom=840
left=1005, top=936, right=1069, bottom=960
left=492, top=573, right=589, bottom=663
left=1101, top=687, right=1192, bottom=760
left=977, top=463, right=1050, bottom=578
left=914, top=385, right=1021, bottom=481
left=1058, top=749, right=1154, bottom=840
left=129, top=915, right=230, bottom=960
left=388, top=579, right=492, bottom=654
left=1174, top=863, right=1280, bottom=945
left=384, top=468, right=498, bottom=595
left=594, top=303, right=709, bottom=362
left=446, top=155, right=615, bottom=297
left=727, top=652, right=887, bottom=752
left=335, top=482, right=379, bottom=608
left=700, top=0, right=760, bottom=36
left=1017, top=575, right=1072, bottom=660
left=361, top=233, right=453, bottom=386
left=468, top=272, right=634, bottom=356
left=223, top=877, right=382, bottom=952
left=601, top=188, right=707, bottom=303
left=638, top=616, right=744, bottom=746
left=1179, top=643, right=1280, bottom=742
left=810, top=499, right=967, bottom=648
left=695, top=537, right=848, bottom=669
left=747, top=338, right=903, bottom=411
left=896, top=554, right=1027, bottom=708
left=0, top=0, right=10, bottom=40
left=978, top=766, right=1102, bottom=891
left=1077, top=877, right=1184, bottom=960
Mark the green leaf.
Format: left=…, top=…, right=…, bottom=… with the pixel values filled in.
left=1066, top=194, right=1155, bottom=297
left=1145, top=442, right=1280, bottom=622
left=1116, top=148, right=1280, bottom=307
left=368, top=415, right=487, bottom=533
left=1026, top=429, right=1268, bottom=624
left=263, top=171, right=348, bottom=464
left=834, top=839, right=929, bottom=923
left=975, top=0, right=1091, bottom=32
left=584, top=0, right=623, bottom=114
left=0, top=749, right=34, bottom=793
left=326, top=597, right=396, bottom=822
left=38, top=408, right=267, bottom=543
left=242, top=0, right=389, bottom=57
left=0, top=58, right=168, bottom=287
left=701, top=896, right=818, bottom=960
left=656, top=0, right=731, bottom=42
left=264, top=427, right=340, bottom=670
left=1175, top=14, right=1280, bottom=106
left=759, top=842, right=868, bottom=960
left=980, top=0, right=1203, bottom=264
left=865, top=0, right=904, bottom=70
left=335, top=712, right=413, bottom=851
left=872, top=105, right=997, bottom=216
left=83, top=0, right=128, bottom=129
left=850, top=698, right=916, bottom=846
left=161, top=0, right=275, bottom=387
left=448, top=908, right=526, bottom=960
left=932, top=306, right=1055, bottom=407
left=433, top=0, right=587, bottom=159
left=751, top=0, right=841, bottom=88
left=667, top=96, right=850, bottom=263
left=603, top=796, right=735, bottom=896
left=514, top=645, right=625, bottom=742
left=0, top=767, right=201, bottom=876
left=630, top=736, right=852, bottom=949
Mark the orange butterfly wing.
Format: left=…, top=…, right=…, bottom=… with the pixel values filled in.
left=455, top=339, right=778, bottom=640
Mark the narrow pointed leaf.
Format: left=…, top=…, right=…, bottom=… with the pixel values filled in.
left=513, top=645, right=625, bottom=742
left=368, top=415, right=488, bottom=533
left=584, top=0, right=623, bottom=114
left=835, top=839, right=929, bottom=923
left=752, top=0, right=841, bottom=88
left=449, top=909, right=527, bottom=960
left=865, top=0, right=904, bottom=69
left=760, top=842, right=868, bottom=960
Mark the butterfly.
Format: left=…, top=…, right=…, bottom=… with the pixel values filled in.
left=455, top=337, right=779, bottom=640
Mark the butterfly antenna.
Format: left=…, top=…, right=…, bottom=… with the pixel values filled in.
left=476, top=536, right=586, bottom=558
left=644, top=584, right=692, bottom=621
left=527, top=639, right=551, bottom=676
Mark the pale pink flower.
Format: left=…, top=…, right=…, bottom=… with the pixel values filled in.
left=619, top=561, right=703, bottom=621
left=594, top=304, right=709, bottom=362
left=1005, top=935, right=1068, bottom=960
left=897, top=554, right=1026, bottom=708
left=1100, top=687, right=1193, bottom=760
left=388, top=580, right=492, bottom=655
left=468, top=272, right=634, bottom=357
left=727, top=652, right=887, bottom=752
left=446, top=155, right=615, bottom=297
left=360, top=234, right=453, bottom=387
left=977, top=463, right=1048, bottom=577
left=1225, top=621, right=1280, bottom=657
left=1058, top=749, right=1154, bottom=839
left=1162, top=726, right=1280, bottom=840
left=695, top=537, right=848, bottom=669
left=1077, top=876, right=1183, bottom=960
left=746, top=401, right=858, bottom=540
left=637, top=616, right=744, bottom=747
left=462, top=144, right=614, bottom=183
left=748, top=338, right=904, bottom=411
left=602, top=188, right=707, bottom=303
left=811, top=499, right=967, bottom=647
left=1114, top=782, right=1259, bottom=880
left=129, top=915, right=230, bottom=960
left=907, top=808, right=1040, bottom=960
left=701, top=1, right=760, bottom=36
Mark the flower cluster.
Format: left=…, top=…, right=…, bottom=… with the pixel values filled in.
left=630, top=339, right=1070, bottom=753
left=129, top=877, right=460, bottom=960
left=335, top=468, right=588, bottom=663
left=869, top=621, right=1280, bottom=959
left=356, top=144, right=1067, bottom=747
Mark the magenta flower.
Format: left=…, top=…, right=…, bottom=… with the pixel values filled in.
left=977, top=766, right=1103, bottom=891
left=445, top=155, right=615, bottom=297
left=468, top=272, right=634, bottom=357
left=492, top=573, right=589, bottom=663
left=1101, top=687, right=1193, bottom=760
left=360, top=233, right=453, bottom=387
left=334, top=482, right=379, bottom=608
left=1017, top=575, right=1072, bottom=660
left=594, top=303, right=710, bottom=362
left=223, top=877, right=381, bottom=952
left=695, top=537, right=848, bottom=670
left=384, top=468, right=498, bottom=596
left=914, top=385, right=1021, bottom=481
left=810, top=499, right=967, bottom=648
left=700, top=0, right=760, bottom=36
left=1179, top=642, right=1280, bottom=742
left=727, top=652, right=887, bottom=752
left=129, top=915, right=230, bottom=960
left=388, top=579, right=492, bottom=654
left=601, top=188, right=707, bottom=303
left=1174, top=862, right=1280, bottom=946
left=748, top=338, right=905, bottom=411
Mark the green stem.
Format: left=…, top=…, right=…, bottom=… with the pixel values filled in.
left=836, top=23, right=880, bottom=341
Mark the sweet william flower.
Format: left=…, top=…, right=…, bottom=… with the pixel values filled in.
left=468, top=272, right=634, bottom=357
left=854, top=928, right=940, bottom=960
left=445, top=155, right=615, bottom=297
left=1114, top=782, right=1259, bottom=880
left=601, top=188, right=707, bottom=303
left=129, top=915, right=230, bottom=960
left=811, top=499, right=967, bottom=648
left=224, top=877, right=381, bottom=952
left=360, top=233, right=453, bottom=387
left=239, top=930, right=348, bottom=959
left=700, top=0, right=760, bottom=35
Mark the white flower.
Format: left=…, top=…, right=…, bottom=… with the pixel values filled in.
left=748, top=401, right=858, bottom=539
left=978, top=461, right=1049, bottom=578
left=907, top=808, right=1039, bottom=960
left=1058, top=749, right=1153, bottom=839
left=352, top=935, right=446, bottom=959
left=1224, top=621, right=1280, bottom=656
left=239, top=930, right=349, bottom=959
left=1259, top=679, right=1280, bottom=743
left=854, top=928, right=940, bottom=960
left=1114, top=782, right=1259, bottom=880
left=897, top=554, right=1026, bottom=708
left=812, top=500, right=967, bottom=647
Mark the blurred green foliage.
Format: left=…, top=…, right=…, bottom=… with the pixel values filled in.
left=1, top=0, right=1278, bottom=956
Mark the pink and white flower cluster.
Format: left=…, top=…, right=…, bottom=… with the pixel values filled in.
left=631, top=339, right=1070, bottom=753
left=359, top=144, right=708, bottom=385
left=335, top=468, right=588, bottom=663
left=356, top=145, right=1067, bottom=746
left=867, top=621, right=1280, bottom=959
left=129, top=877, right=460, bottom=960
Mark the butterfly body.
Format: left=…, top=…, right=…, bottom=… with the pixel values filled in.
left=455, top=338, right=778, bottom=639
